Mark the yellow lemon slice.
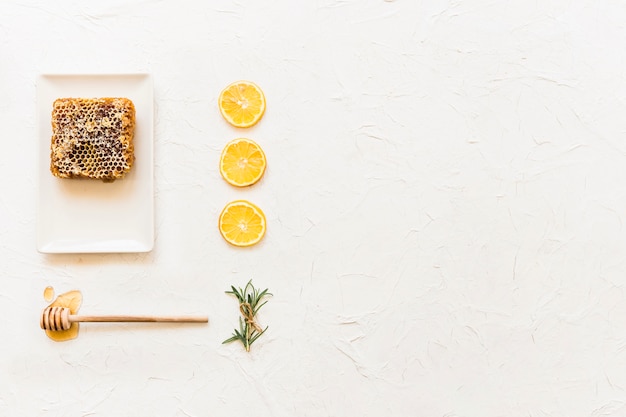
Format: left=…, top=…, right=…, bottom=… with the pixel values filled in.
left=219, top=200, right=266, bottom=247
left=219, top=138, right=266, bottom=187
left=218, top=81, right=266, bottom=128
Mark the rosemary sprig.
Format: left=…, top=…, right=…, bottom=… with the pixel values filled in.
left=223, top=280, right=271, bottom=352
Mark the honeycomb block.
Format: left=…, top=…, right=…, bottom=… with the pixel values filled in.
left=50, top=97, right=135, bottom=181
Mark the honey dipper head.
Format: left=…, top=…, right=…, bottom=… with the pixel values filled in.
left=40, top=306, right=71, bottom=331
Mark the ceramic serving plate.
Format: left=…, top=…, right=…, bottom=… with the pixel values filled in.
left=36, top=74, right=154, bottom=253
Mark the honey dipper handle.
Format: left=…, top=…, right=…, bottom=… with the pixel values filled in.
left=69, top=315, right=208, bottom=323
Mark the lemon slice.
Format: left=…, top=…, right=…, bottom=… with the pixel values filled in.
left=219, top=200, right=266, bottom=247
left=218, top=81, right=266, bottom=128
left=219, top=138, right=266, bottom=187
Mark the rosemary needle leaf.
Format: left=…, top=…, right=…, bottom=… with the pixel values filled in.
left=253, top=299, right=269, bottom=316
left=249, top=327, right=268, bottom=345
left=222, top=335, right=239, bottom=344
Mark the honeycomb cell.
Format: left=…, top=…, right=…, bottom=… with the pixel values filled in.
left=49, top=97, right=135, bottom=181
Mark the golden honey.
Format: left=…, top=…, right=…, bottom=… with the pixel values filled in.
left=43, top=288, right=82, bottom=342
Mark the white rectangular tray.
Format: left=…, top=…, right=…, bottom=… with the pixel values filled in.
left=36, top=74, right=154, bottom=253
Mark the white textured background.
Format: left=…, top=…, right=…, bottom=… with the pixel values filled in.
left=1, top=1, right=626, bottom=416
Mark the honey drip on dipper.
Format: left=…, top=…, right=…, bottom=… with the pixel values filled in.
left=42, top=287, right=82, bottom=342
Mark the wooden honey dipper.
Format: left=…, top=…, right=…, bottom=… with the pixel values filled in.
left=40, top=306, right=208, bottom=332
